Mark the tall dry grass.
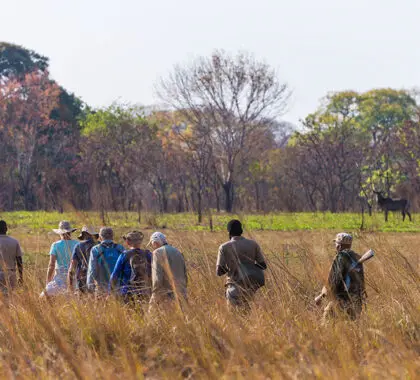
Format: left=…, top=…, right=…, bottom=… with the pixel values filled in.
left=0, top=229, right=418, bottom=379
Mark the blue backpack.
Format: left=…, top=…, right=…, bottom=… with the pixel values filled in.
left=97, top=243, right=123, bottom=278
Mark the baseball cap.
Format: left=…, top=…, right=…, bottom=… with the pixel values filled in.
left=333, top=233, right=353, bottom=245
left=147, top=232, right=167, bottom=247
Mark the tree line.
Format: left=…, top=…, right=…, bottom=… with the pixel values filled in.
left=1, top=42, right=419, bottom=219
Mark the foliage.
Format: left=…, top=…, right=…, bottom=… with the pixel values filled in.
left=0, top=42, right=49, bottom=78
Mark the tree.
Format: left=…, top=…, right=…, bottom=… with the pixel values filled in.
left=156, top=50, right=291, bottom=212
left=78, top=104, right=159, bottom=212
left=0, top=71, right=63, bottom=209
left=0, top=42, right=48, bottom=79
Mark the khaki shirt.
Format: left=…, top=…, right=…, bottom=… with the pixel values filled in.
left=0, top=235, right=23, bottom=288
left=150, top=244, right=187, bottom=303
left=216, top=236, right=266, bottom=285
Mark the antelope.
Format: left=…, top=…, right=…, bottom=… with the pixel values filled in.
left=373, top=191, right=412, bottom=222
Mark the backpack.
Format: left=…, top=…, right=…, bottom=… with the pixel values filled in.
left=98, top=243, right=123, bottom=277
left=341, top=251, right=363, bottom=295
left=78, top=241, right=95, bottom=277
left=237, top=262, right=265, bottom=289
left=125, top=249, right=150, bottom=287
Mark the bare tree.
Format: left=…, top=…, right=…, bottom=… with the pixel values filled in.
left=156, top=50, right=291, bottom=212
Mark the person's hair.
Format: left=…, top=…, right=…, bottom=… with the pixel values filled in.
left=227, top=219, right=243, bottom=237
left=0, top=220, right=7, bottom=234
left=100, top=227, right=113, bottom=240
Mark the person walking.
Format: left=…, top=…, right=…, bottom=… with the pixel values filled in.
left=41, top=221, right=78, bottom=297
left=315, top=233, right=366, bottom=322
left=216, top=220, right=267, bottom=310
left=67, top=226, right=99, bottom=293
left=109, top=231, right=152, bottom=303
left=87, top=227, right=124, bottom=294
left=148, top=232, right=187, bottom=307
left=0, top=220, right=23, bottom=293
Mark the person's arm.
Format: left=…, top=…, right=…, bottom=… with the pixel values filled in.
left=327, top=254, right=344, bottom=296
left=86, top=247, right=97, bottom=292
left=46, top=255, right=57, bottom=285
left=216, top=245, right=228, bottom=276
left=109, top=253, right=125, bottom=292
left=16, top=242, right=23, bottom=285
left=151, top=250, right=164, bottom=296
left=255, top=243, right=267, bottom=270
left=68, top=259, right=78, bottom=291
left=68, top=245, right=80, bottom=291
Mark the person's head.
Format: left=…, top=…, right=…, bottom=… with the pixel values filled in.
left=78, top=226, right=99, bottom=241
left=227, top=219, right=243, bottom=239
left=123, top=230, right=144, bottom=248
left=333, top=233, right=353, bottom=252
left=99, top=227, right=114, bottom=241
left=148, top=232, right=167, bottom=250
left=53, top=221, right=77, bottom=240
left=0, top=220, right=7, bottom=235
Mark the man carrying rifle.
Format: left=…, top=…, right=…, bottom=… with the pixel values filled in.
left=316, top=233, right=367, bottom=322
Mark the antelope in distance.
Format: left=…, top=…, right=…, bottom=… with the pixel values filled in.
left=373, top=191, right=412, bottom=222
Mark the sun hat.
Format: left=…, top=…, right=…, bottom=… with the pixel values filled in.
left=123, top=230, right=144, bottom=243
left=78, top=226, right=99, bottom=240
left=147, top=232, right=167, bottom=247
left=333, top=233, right=353, bottom=245
left=53, top=221, right=77, bottom=235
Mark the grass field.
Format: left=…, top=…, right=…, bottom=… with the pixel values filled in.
left=1, top=210, right=419, bottom=233
left=0, top=212, right=419, bottom=378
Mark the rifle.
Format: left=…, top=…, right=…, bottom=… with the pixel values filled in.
left=315, top=249, right=375, bottom=305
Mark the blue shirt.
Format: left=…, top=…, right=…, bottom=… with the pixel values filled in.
left=109, top=248, right=152, bottom=295
left=50, top=239, right=79, bottom=274
left=87, top=240, right=124, bottom=292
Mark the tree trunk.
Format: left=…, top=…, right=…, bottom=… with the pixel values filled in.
left=255, top=182, right=260, bottom=212
left=197, top=191, right=202, bottom=223
left=223, top=181, right=234, bottom=213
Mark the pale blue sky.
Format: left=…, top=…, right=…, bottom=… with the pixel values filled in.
left=1, top=0, right=419, bottom=125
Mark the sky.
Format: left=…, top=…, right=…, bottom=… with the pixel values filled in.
left=1, top=0, right=420, bottom=125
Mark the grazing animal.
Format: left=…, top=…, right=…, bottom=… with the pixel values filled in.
left=373, top=191, right=412, bottom=222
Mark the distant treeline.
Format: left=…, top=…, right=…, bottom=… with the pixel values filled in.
left=1, top=43, right=419, bottom=220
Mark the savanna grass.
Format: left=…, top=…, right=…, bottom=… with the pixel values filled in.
left=0, top=220, right=418, bottom=379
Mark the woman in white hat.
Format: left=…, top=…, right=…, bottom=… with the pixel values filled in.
left=40, top=221, right=78, bottom=297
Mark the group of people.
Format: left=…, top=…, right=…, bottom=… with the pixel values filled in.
left=0, top=218, right=367, bottom=320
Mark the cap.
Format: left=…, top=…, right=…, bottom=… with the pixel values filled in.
left=123, top=230, right=144, bottom=243
left=333, top=233, right=353, bottom=245
left=147, top=232, right=167, bottom=247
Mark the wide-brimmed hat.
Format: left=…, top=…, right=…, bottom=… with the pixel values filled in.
left=123, top=230, right=144, bottom=243
left=147, top=231, right=167, bottom=247
left=53, top=221, right=77, bottom=235
left=333, top=233, right=353, bottom=245
left=78, top=226, right=99, bottom=240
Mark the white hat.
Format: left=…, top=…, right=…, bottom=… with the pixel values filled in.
left=147, top=232, right=167, bottom=247
left=53, top=221, right=77, bottom=235
left=78, top=226, right=99, bottom=240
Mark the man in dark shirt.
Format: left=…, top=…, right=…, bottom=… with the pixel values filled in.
left=317, top=233, right=366, bottom=322
left=68, top=226, right=99, bottom=293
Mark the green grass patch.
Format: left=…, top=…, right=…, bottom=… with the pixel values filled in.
left=0, top=210, right=418, bottom=233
